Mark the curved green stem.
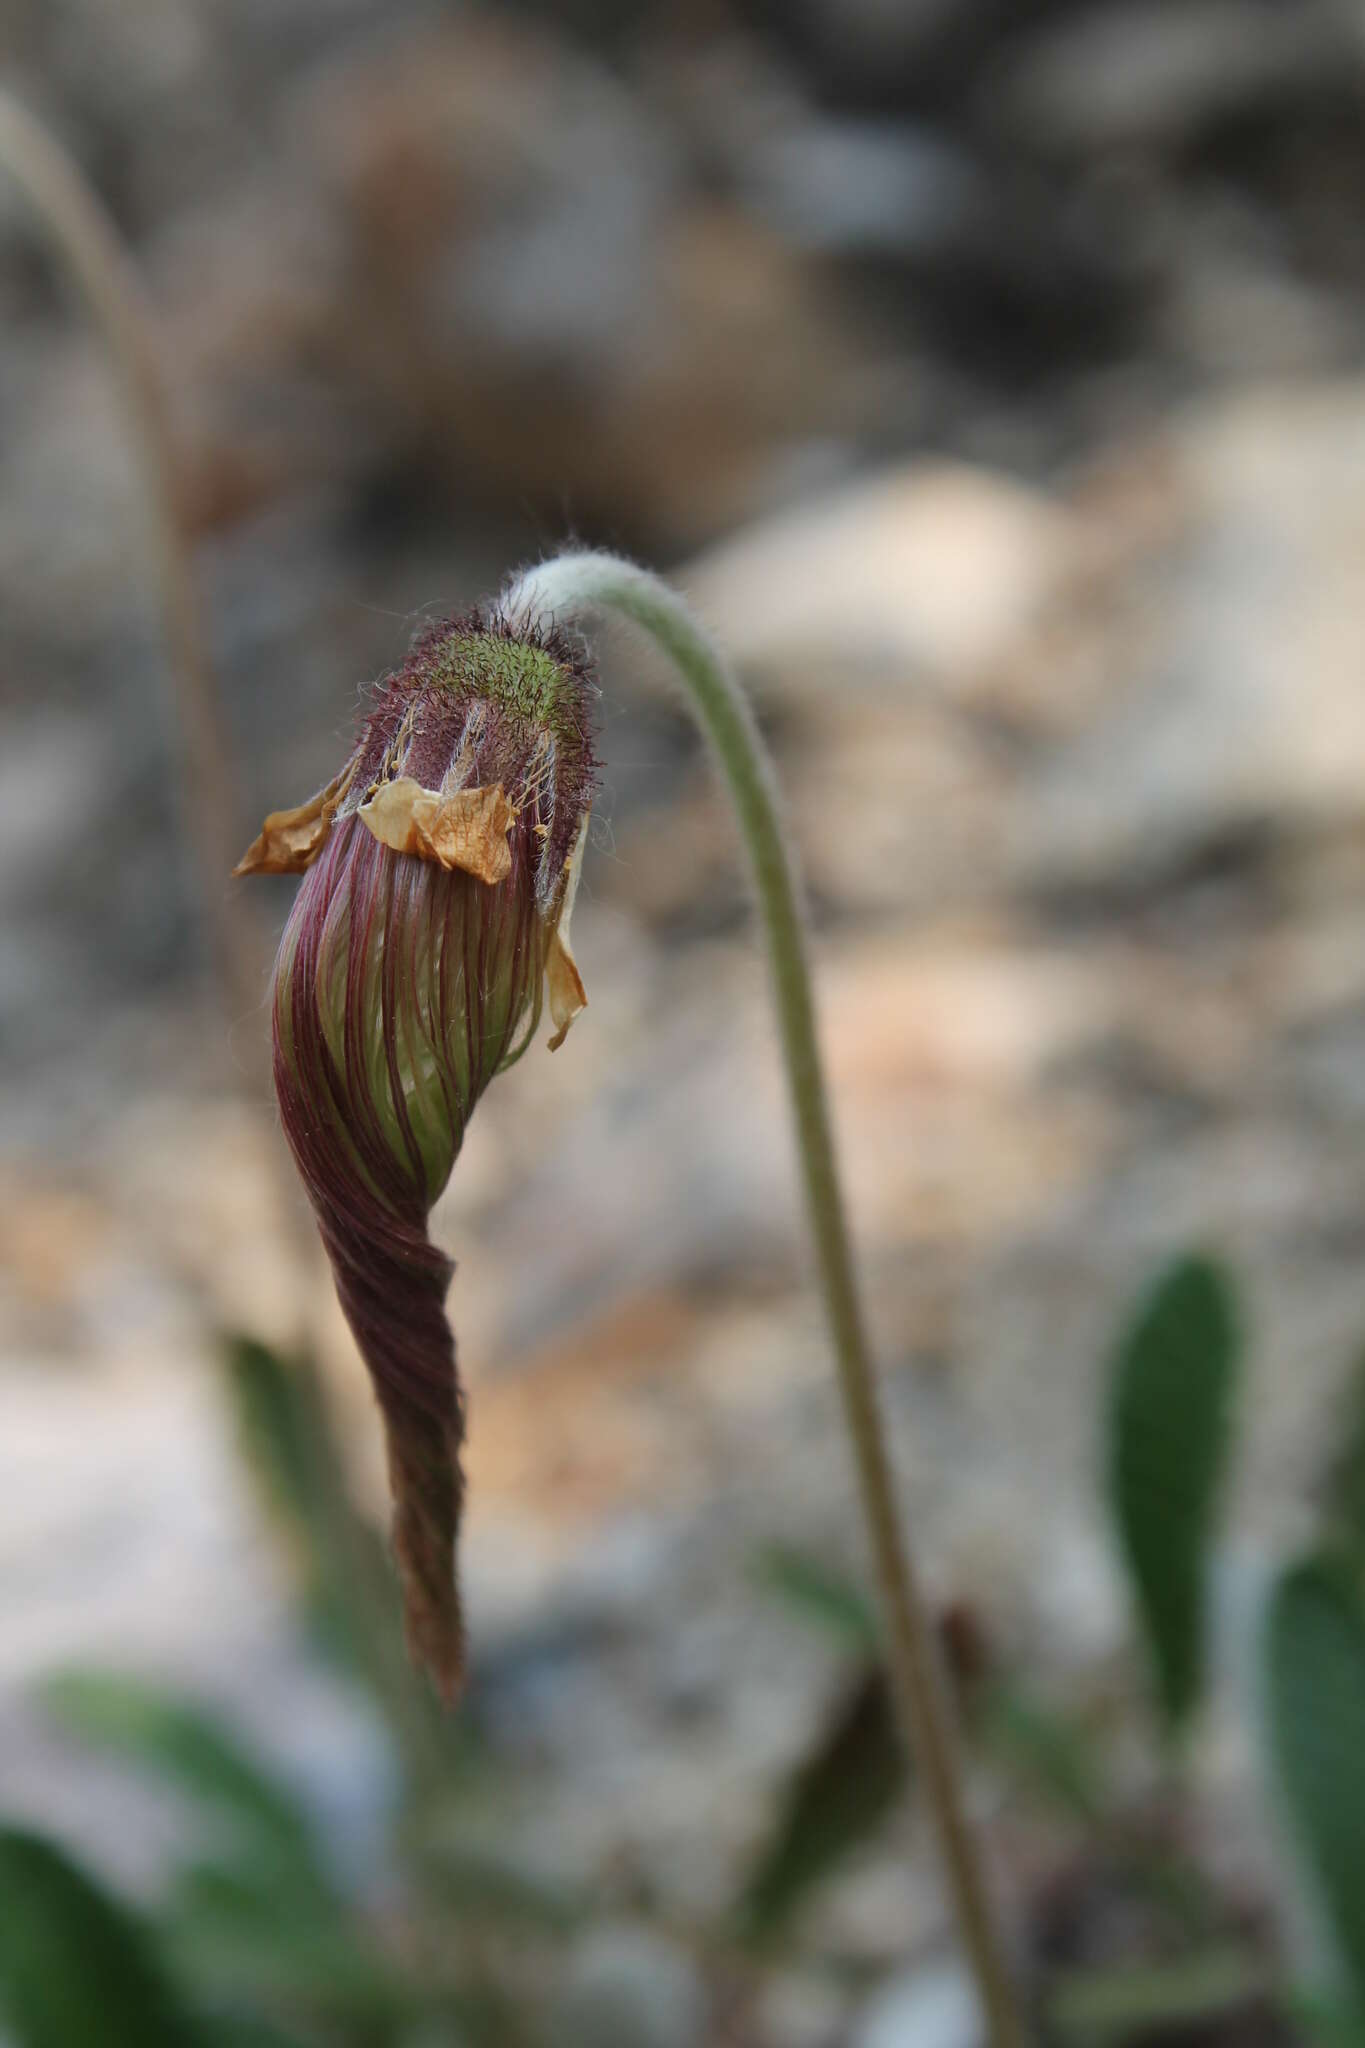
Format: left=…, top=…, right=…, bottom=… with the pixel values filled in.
left=504, top=551, right=1027, bottom=2048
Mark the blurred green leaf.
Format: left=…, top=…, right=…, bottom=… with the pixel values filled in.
left=223, top=1334, right=375, bottom=1623
left=979, top=1682, right=1105, bottom=1824
left=1108, top=1254, right=1238, bottom=1730
left=164, top=1862, right=406, bottom=2023
left=738, top=1667, right=907, bottom=1940
left=1321, top=1349, right=1365, bottom=1569
left=1266, top=1554, right=1365, bottom=2008
left=755, top=1543, right=879, bottom=1653
left=199, top=2025, right=314, bottom=2048
left=417, top=1844, right=585, bottom=1935
left=1287, top=1987, right=1365, bottom=2048
left=38, top=1672, right=376, bottom=2038
left=221, top=1334, right=455, bottom=1798
left=1049, top=1948, right=1268, bottom=2044
left=0, top=1826, right=207, bottom=2048
left=41, top=1671, right=319, bottom=1879
left=194, top=2008, right=324, bottom=2048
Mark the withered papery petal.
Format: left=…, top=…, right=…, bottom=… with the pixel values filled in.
left=546, top=811, right=590, bottom=1051
left=358, top=777, right=514, bottom=884
left=233, top=762, right=355, bottom=876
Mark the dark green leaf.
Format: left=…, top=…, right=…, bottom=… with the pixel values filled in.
left=1321, top=1349, right=1365, bottom=1568
left=1286, top=1987, right=1365, bottom=2048
left=0, top=1826, right=207, bottom=2048
left=222, top=1335, right=360, bottom=1603
left=1108, top=1255, right=1238, bottom=1729
left=41, top=1671, right=318, bottom=1878
left=1049, top=1949, right=1268, bottom=2044
left=1266, top=1554, right=1365, bottom=2007
left=197, top=2017, right=319, bottom=2048
left=165, top=1862, right=406, bottom=2021
left=417, top=1845, right=585, bottom=1934
left=979, top=1682, right=1105, bottom=1824
left=754, top=1544, right=879, bottom=1653
left=221, top=1334, right=455, bottom=1798
left=738, top=1667, right=907, bottom=1940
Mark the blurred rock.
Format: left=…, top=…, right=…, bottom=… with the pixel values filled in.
left=854, top=1958, right=982, bottom=2048
left=739, top=0, right=996, bottom=109
left=741, top=115, right=988, bottom=261
left=1015, top=381, right=1365, bottom=889
left=991, top=0, right=1346, bottom=154
left=1161, top=232, right=1355, bottom=379
left=756, top=1968, right=849, bottom=2048
left=560, top=1926, right=708, bottom=2048
left=302, top=17, right=854, bottom=548
left=686, top=461, right=1084, bottom=692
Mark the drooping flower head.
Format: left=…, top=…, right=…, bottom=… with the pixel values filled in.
left=236, top=605, right=597, bottom=1698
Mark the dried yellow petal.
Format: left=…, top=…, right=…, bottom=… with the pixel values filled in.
left=233, top=762, right=355, bottom=875
left=359, top=777, right=514, bottom=885
left=546, top=811, right=589, bottom=1050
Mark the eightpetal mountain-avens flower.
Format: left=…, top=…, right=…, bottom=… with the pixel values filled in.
left=236, top=606, right=597, bottom=1697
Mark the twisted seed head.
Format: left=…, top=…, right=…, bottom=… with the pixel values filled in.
left=236, top=604, right=597, bottom=1696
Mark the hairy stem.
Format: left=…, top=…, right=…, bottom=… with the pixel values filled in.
left=0, top=87, right=257, bottom=1017
left=504, top=550, right=1028, bottom=2048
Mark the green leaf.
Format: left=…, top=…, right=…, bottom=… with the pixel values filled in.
left=34, top=1677, right=361, bottom=2035
left=40, top=1672, right=319, bottom=1878
left=1107, top=1254, right=1239, bottom=1730
left=199, top=2024, right=315, bottom=2048
left=738, top=1667, right=907, bottom=1940
left=220, top=1333, right=408, bottom=1686
left=164, top=1863, right=406, bottom=2021
left=1048, top=1949, right=1268, bottom=2044
left=1321, top=1349, right=1365, bottom=1568
left=222, top=1335, right=358, bottom=1600
left=417, top=1845, right=585, bottom=1934
left=754, top=1544, right=879, bottom=1653
left=978, top=1682, right=1105, bottom=1825
left=1285, top=1990, right=1365, bottom=2048
left=1286, top=1987, right=1365, bottom=2048
left=220, top=1334, right=456, bottom=1798
left=0, top=1826, right=207, bottom=2048
left=1266, top=1554, right=1365, bottom=2007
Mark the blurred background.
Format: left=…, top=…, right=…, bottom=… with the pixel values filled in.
left=3, top=2, right=1365, bottom=2044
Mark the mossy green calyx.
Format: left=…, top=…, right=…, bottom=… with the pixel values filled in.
left=418, top=632, right=584, bottom=739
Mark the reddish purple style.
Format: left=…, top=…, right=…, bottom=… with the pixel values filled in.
left=237, top=605, right=597, bottom=1697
